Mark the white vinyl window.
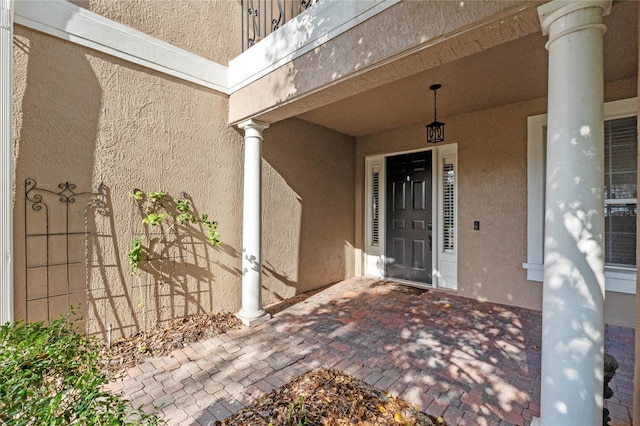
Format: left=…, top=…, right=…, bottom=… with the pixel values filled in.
left=604, top=116, right=637, bottom=267
left=524, top=98, right=638, bottom=294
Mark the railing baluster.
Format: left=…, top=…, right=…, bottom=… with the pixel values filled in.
left=242, top=0, right=317, bottom=51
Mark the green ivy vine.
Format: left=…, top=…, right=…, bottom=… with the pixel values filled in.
left=127, top=189, right=222, bottom=273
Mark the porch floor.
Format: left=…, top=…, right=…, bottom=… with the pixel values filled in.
left=107, top=278, right=634, bottom=425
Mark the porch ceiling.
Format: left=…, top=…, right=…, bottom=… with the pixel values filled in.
left=297, top=0, right=637, bottom=138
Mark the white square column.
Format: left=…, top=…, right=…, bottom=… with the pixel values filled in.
left=536, top=1, right=611, bottom=425
left=236, top=119, right=270, bottom=326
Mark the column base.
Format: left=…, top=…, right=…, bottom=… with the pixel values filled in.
left=236, top=309, right=271, bottom=327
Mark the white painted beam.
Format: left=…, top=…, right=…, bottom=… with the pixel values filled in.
left=14, top=0, right=229, bottom=94
left=0, top=0, right=13, bottom=324
left=229, top=0, right=401, bottom=92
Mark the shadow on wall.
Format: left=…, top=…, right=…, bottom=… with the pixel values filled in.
left=13, top=26, right=242, bottom=341
left=13, top=26, right=103, bottom=324
left=19, top=178, right=240, bottom=341
left=125, top=191, right=238, bottom=336
left=251, top=1, right=376, bottom=110
left=258, top=118, right=355, bottom=304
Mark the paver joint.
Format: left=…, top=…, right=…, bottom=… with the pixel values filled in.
left=108, top=278, right=634, bottom=425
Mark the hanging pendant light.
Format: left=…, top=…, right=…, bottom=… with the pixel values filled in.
left=426, top=84, right=445, bottom=144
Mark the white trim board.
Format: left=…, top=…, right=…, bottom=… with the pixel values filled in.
left=228, top=0, right=401, bottom=92
left=14, top=0, right=229, bottom=94
left=0, top=0, right=13, bottom=324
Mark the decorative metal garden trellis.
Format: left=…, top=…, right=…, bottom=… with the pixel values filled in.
left=24, top=179, right=219, bottom=340
left=24, top=179, right=107, bottom=323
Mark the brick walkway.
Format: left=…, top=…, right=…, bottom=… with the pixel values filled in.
left=107, top=278, right=634, bottom=425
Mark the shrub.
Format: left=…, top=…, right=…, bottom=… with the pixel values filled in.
left=0, top=311, right=163, bottom=425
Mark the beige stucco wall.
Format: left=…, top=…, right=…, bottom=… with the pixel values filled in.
left=12, top=25, right=243, bottom=338
left=261, top=118, right=356, bottom=304
left=355, top=78, right=638, bottom=328
left=68, top=0, right=241, bottom=64
left=11, top=25, right=355, bottom=338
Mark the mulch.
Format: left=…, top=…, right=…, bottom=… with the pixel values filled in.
left=219, top=368, right=444, bottom=425
left=100, top=311, right=242, bottom=376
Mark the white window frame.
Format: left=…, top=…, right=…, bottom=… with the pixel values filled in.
left=436, top=144, right=458, bottom=289
left=364, top=156, right=386, bottom=278
left=524, top=97, right=638, bottom=294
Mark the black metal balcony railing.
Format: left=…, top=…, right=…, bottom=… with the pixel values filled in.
left=242, top=0, right=317, bottom=51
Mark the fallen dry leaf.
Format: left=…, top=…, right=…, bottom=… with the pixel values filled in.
left=101, top=287, right=446, bottom=425
left=219, top=369, right=443, bottom=426
left=100, top=311, right=242, bottom=376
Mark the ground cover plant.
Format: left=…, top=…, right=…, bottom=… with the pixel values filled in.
left=0, top=312, right=162, bottom=425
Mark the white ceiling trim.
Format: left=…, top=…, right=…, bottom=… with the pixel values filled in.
left=14, top=0, right=229, bottom=94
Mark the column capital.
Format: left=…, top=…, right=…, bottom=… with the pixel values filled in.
left=237, top=119, right=270, bottom=132
left=538, top=0, right=611, bottom=36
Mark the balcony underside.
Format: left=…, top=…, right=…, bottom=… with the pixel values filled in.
left=230, top=0, right=637, bottom=137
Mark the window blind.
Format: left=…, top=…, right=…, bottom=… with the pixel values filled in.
left=372, top=170, right=380, bottom=246
left=604, top=116, right=637, bottom=266
left=443, top=160, right=454, bottom=252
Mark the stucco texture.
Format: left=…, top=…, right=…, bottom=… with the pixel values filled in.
left=68, top=0, right=242, bottom=65
left=261, top=118, right=356, bottom=304
left=229, top=0, right=542, bottom=124
left=355, top=80, right=637, bottom=328
left=11, top=27, right=355, bottom=339
left=12, top=25, right=243, bottom=339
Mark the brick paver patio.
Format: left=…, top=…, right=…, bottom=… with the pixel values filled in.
left=107, top=278, right=634, bottom=425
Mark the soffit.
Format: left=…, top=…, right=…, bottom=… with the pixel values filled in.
left=231, top=1, right=546, bottom=126
left=297, top=0, right=637, bottom=137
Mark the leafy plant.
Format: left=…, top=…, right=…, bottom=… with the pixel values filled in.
left=130, top=189, right=144, bottom=201
left=176, top=198, right=189, bottom=213
left=176, top=199, right=196, bottom=225
left=142, top=212, right=167, bottom=227
left=149, top=191, right=167, bottom=203
left=287, top=397, right=308, bottom=426
left=128, top=190, right=223, bottom=272
left=201, top=214, right=222, bottom=246
left=0, top=311, right=163, bottom=425
left=128, top=236, right=145, bottom=270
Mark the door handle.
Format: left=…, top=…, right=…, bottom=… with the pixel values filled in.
left=428, top=223, right=432, bottom=251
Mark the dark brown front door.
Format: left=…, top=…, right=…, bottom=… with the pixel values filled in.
left=386, top=151, right=432, bottom=283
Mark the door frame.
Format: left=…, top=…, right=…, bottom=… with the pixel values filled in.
left=364, top=144, right=457, bottom=290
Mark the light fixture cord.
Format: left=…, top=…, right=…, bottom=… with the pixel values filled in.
left=433, top=88, right=438, bottom=121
